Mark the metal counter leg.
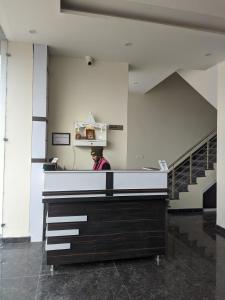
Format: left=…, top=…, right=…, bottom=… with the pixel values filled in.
left=50, top=265, right=55, bottom=273
left=156, top=255, right=160, bottom=266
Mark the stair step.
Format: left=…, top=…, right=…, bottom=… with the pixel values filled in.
left=168, top=134, right=217, bottom=204
left=192, top=172, right=206, bottom=177
left=169, top=193, right=180, bottom=200
left=180, top=233, right=188, bottom=240
left=189, top=239, right=198, bottom=247
left=177, top=188, right=188, bottom=192
left=196, top=245, right=206, bottom=255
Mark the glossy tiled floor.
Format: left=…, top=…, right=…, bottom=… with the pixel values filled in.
left=1, top=212, right=225, bottom=300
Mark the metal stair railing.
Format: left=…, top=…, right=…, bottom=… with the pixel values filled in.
left=169, top=128, right=217, bottom=199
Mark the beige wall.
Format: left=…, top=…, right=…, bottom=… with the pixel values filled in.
left=48, top=57, right=128, bottom=170
left=216, top=61, right=225, bottom=229
left=3, top=42, right=33, bottom=237
left=178, top=66, right=218, bottom=108
left=127, top=73, right=217, bottom=169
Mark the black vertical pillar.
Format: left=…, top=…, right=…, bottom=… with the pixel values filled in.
left=106, top=172, right=113, bottom=196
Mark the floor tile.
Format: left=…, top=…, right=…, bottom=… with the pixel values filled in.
left=36, top=267, right=129, bottom=300
left=0, top=276, right=38, bottom=300
left=40, top=255, right=115, bottom=276
left=115, top=255, right=200, bottom=300
left=0, top=243, right=42, bottom=278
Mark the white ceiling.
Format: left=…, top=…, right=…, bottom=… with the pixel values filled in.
left=61, top=0, right=225, bottom=33
left=1, top=0, right=225, bottom=93
left=128, top=0, right=225, bottom=19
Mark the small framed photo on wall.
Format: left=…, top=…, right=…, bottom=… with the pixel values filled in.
left=86, top=129, right=95, bottom=140
left=52, top=132, right=71, bottom=145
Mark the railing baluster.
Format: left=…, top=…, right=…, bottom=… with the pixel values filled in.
left=172, top=166, right=175, bottom=199
left=190, top=154, right=192, bottom=184
left=168, top=130, right=217, bottom=200
left=206, top=141, right=209, bottom=169
left=168, top=128, right=216, bottom=169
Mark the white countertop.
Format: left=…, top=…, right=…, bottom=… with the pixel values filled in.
left=44, top=169, right=168, bottom=174
left=44, top=168, right=168, bottom=191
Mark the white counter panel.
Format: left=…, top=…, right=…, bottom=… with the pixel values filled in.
left=30, top=163, right=44, bottom=242
left=32, top=45, right=47, bottom=117
left=44, top=172, right=106, bottom=191
left=32, top=121, right=46, bottom=158
left=113, top=172, right=167, bottom=189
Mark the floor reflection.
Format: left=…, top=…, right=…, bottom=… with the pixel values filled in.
left=0, top=211, right=225, bottom=300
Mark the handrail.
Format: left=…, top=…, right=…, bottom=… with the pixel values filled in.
left=169, top=128, right=217, bottom=169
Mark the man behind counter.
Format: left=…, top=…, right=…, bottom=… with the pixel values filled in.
left=91, top=146, right=111, bottom=170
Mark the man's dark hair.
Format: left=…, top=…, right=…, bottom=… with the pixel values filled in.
left=91, top=146, right=103, bottom=157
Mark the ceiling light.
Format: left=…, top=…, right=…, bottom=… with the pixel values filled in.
left=29, top=29, right=37, bottom=34
left=124, top=42, right=133, bottom=46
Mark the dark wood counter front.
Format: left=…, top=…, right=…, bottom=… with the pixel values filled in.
left=43, top=170, right=168, bottom=266
left=43, top=194, right=167, bottom=265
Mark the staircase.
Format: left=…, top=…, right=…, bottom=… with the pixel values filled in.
left=168, top=129, right=217, bottom=207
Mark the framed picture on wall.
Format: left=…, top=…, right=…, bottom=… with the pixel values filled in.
left=52, top=132, right=71, bottom=145
left=86, top=129, right=95, bottom=140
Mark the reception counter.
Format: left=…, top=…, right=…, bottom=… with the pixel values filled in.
left=42, top=169, right=168, bottom=266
